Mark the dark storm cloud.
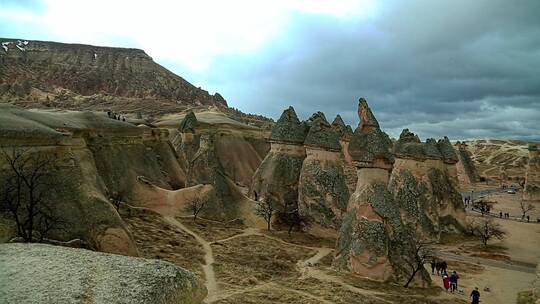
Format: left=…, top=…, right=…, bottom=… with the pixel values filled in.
left=190, top=0, right=540, bottom=141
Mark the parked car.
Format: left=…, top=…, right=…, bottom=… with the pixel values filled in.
left=506, top=189, right=516, bottom=194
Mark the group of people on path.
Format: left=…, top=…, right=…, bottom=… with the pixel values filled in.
left=107, top=111, right=126, bottom=122
left=430, top=259, right=481, bottom=303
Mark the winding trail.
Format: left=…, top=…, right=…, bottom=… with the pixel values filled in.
left=162, top=216, right=218, bottom=303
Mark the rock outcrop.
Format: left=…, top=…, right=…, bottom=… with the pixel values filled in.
left=0, top=104, right=192, bottom=255
left=335, top=98, right=464, bottom=286
left=0, top=38, right=227, bottom=113
left=455, top=141, right=480, bottom=185
left=524, top=143, right=540, bottom=202
left=298, top=115, right=348, bottom=228
left=336, top=98, right=412, bottom=284
left=390, top=129, right=466, bottom=236
left=332, top=115, right=356, bottom=193
left=250, top=107, right=308, bottom=208
left=0, top=243, right=205, bottom=304
left=186, top=133, right=241, bottom=220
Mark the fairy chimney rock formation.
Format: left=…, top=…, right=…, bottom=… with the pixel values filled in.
left=524, top=143, right=540, bottom=202
left=298, top=115, right=348, bottom=228
left=335, top=98, right=397, bottom=282
left=250, top=106, right=308, bottom=208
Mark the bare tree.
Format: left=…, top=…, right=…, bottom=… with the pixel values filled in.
left=255, top=195, right=277, bottom=231
left=187, top=196, right=207, bottom=222
left=465, top=217, right=478, bottom=236
left=402, top=231, right=434, bottom=288
left=519, top=199, right=536, bottom=220
left=0, top=148, right=65, bottom=242
left=277, top=197, right=312, bottom=236
left=109, top=190, right=128, bottom=212
left=473, top=218, right=506, bottom=247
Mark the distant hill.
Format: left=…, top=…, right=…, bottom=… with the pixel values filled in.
left=463, top=139, right=531, bottom=181
left=0, top=38, right=227, bottom=114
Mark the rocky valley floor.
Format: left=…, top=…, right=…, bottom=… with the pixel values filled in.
left=119, top=204, right=477, bottom=304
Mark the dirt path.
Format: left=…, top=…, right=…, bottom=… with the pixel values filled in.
left=211, top=227, right=261, bottom=244
left=438, top=251, right=536, bottom=274
left=162, top=216, right=218, bottom=303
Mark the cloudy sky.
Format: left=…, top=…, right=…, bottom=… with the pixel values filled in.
left=1, top=0, right=539, bottom=140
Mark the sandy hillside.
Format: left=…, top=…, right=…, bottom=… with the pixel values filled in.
left=464, top=139, right=531, bottom=181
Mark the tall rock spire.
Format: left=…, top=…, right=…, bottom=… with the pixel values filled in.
left=348, top=98, right=394, bottom=168
left=358, top=97, right=379, bottom=130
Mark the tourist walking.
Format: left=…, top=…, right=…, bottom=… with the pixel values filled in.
left=440, top=260, right=448, bottom=276
left=430, top=259, right=436, bottom=274
left=449, top=271, right=459, bottom=292
left=470, top=287, right=480, bottom=304
left=443, top=275, right=450, bottom=292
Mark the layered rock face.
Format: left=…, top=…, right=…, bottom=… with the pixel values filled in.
left=0, top=243, right=206, bottom=304
left=250, top=107, right=308, bottom=208
left=298, top=116, right=349, bottom=228
left=186, top=133, right=241, bottom=220
left=390, top=130, right=466, bottom=236
left=455, top=141, right=480, bottom=185
left=0, top=38, right=226, bottom=111
left=523, top=144, right=540, bottom=202
left=0, top=104, right=188, bottom=255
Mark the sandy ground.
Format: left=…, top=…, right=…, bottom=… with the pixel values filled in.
left=429, top=265, right=536, bottom=304
left=441, top=184, right=540, bottom=304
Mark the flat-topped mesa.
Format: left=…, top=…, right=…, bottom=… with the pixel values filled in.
left=348, top=99, right=394, bottom=170
left=524, top=143, right=540, bottom=202
left=269, top=106, right=308, bottom=145
left=0, top=38, right=227, bottom=109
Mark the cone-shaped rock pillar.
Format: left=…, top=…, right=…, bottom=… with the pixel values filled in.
left=250, top=106, right=308, bottom=209
left=298, top=115, right=349, bottom=229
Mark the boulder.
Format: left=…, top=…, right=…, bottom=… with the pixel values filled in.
left=0, top=243, right=205, bottom=304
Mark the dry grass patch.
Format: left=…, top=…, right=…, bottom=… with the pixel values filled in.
left=120, top=206, right=205, bottom=276
left=212, top=235, right=315, bottom=288
left=262, top=229, right=337, bottom=248
left=214, top=286, right=322, bottom=304
left=281, top=276, right=385, bottom=304
left=445, top=260, right=485, bottom=279
left=178, top=217, right=245, bottom=242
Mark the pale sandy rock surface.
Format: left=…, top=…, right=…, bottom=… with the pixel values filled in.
left=0, top=243, right=206, bottom=304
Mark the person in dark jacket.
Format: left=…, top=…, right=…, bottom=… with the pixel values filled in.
left=440, top=260, right=448, bottom=276
left=470, top=287, right=480, bottom=304
left=449, top=271, right=459, bottom=292
left=430, top=259, right=436, bottom=274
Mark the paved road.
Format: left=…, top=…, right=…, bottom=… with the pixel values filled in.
left=460, top=187, right=519, bottom=200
